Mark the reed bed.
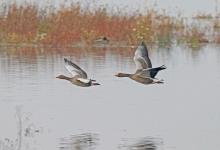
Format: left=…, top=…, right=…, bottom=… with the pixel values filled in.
left=0, top=2, right=220, bottom=49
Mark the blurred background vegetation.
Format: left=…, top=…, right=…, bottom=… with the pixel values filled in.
left=0, top=0, right=220, bottom=49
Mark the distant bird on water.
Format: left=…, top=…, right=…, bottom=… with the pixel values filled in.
left=94, top=36, right=109, bottom=44
left=56, top=58, right=100, bottom=87
left=115, top=41, right=166, bottom=84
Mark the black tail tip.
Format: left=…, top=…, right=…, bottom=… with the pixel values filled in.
left=93, top=83, right=101, bottom=86
left=161, top=65, right=167, bottom=69
left=155, top=79, right=164, bottom=84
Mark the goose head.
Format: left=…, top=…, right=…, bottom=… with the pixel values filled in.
left=56, top=75, right=69, bottom=79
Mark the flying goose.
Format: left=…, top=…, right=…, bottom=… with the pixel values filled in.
left=56, top=58, right=100, bottom=87
left=115, top=41, right=166, bottom=84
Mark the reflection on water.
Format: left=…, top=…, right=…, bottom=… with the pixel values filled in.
left=0, top=106, right=42, bottom=150
left=0, top=138, right=16, bottom=150
left=59, top=133, right=99, bottom=150
left=119, top=137, right=163, bottom=150
left=0, top=45, right=220, bottom=150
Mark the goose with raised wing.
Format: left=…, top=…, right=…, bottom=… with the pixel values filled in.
left=56, top=58, right=100, bottom=87
left=115, top=41, right=166, bottom=84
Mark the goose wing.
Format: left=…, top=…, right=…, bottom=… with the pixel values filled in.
left=76, top=78, right=91, bottom=83
left=133, top=41, right=152, bottom=70
left=135, top=69, right=151, bottom=78
left=143, top=77, right=163, bottom=84
left=64, top=58, right=88, bottom=79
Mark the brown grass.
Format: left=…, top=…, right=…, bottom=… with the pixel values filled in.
left=0, top=1, right=219, bottom=49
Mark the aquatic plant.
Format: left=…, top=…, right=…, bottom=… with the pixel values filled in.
left=0, top=1, right=219, bottom=49
left=0, top=107, right=41, bottom=150
left=193, top=12, right=213, bottom=20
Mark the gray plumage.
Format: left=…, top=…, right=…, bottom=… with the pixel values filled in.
left=134, top=42, right=166, bottom=78
left=64, top=58, right=88, bottom=79
left=56, top=58, right=100, bottom=87
left=134, top=41, right=152, bottom=70
left=115, top=41, right=166, bottom=85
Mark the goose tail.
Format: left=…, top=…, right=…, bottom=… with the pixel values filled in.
left=158, top=65, right=167, bottom=70
left=92, top=82, right=101, bottom=86
left=154, top=79, right=164, bottom=84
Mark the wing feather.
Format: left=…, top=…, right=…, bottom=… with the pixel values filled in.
left=76, top=78, right=91, bottom=83
left=64, top=58, right=88, bottom=79
left=135, top=69, right=151, bottom=78
left=133, top=41, right=152, bottom=70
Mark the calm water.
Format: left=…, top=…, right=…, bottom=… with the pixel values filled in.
left=0, top=45, right=220, bottom=150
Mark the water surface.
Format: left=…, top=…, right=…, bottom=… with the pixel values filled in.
left=0, top=45, right=220, bottom=150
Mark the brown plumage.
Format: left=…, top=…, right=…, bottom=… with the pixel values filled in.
left=56, top=58, right=100, bottom=87
left=115, top=73, right=163, bottom=84
left=115, top=41, right=166, bottom=84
